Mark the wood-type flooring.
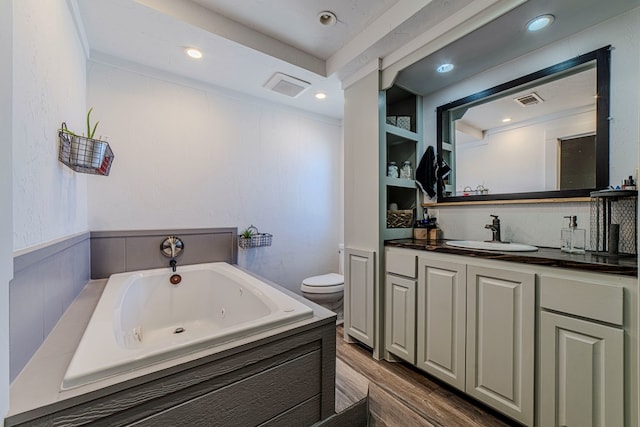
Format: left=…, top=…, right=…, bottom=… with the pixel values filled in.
left=334, top=326, right=521, bottom=427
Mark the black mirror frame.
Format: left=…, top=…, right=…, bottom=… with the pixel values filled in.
left=436, top=45, right=611, bottom=202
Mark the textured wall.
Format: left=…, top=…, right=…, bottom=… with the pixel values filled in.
left=12, top=0, right=89, bottom=252
left=9, top=0, right=90, bottom=384
left=1, top=0, right=13, bottom=420
left=86, top=61, right=343, bottom=293
left=424, top=9, right=640, bottom=248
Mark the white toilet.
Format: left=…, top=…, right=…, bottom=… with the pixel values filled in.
left=300, top=245, right=345, bottom=323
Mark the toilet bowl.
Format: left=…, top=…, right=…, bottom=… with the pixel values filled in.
left=300, top=245, right=344, bottom=323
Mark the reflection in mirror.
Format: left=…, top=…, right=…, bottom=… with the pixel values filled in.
left=437, top=46, right=610, bottom=202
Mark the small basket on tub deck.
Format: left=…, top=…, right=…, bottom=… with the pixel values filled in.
left=238, top=225, right=273, bottom=249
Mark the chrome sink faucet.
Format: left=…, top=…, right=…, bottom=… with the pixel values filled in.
left=484, top=215, right=502, bottom=242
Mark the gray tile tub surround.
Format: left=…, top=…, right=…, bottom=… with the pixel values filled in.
left=10, top=232, right=91, bottom=381
left=90, top=227, right=238, bottom=279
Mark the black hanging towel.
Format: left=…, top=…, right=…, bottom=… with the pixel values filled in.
left=416, top=146, right=437, bottom=198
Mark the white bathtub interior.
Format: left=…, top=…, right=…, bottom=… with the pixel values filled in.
left=62, top=262, right=314, bottom=390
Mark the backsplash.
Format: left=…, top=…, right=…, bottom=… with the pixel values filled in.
left=90, top=228, right=237, bottom=279
left=430, top=201, right=590, bottom=249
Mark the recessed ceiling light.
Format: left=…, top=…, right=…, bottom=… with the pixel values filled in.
left=315, top=92, right=327, bottom=100
left=502, top=117, right=512, bottom=123
left=436, top=63, right=454, bottom=73
left=317, top=11, right=337, bottom=26
left=185, top=48, right=203, bottom=59
left=527, top=14, right=554, bottom=32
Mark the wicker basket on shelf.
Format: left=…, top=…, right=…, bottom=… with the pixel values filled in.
left=387, top=209, right=414, bottom=228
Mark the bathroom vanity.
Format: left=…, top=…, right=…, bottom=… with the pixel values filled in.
left=383, top=240, right=637, bottom=427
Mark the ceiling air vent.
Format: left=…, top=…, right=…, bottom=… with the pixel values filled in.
left=514, top=92, right=544, bottom=107
left=264, top=73, right=310, bottom=98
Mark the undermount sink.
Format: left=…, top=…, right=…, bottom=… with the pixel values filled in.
left=446, top=240, right=538, bottom=252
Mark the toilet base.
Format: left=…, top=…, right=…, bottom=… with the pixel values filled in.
left=301, top=292, right=343, bottom=324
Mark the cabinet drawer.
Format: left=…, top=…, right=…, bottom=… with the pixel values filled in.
left=539, top=275, right=623, bottom=325
left=386, top=249, right=417, bottom=278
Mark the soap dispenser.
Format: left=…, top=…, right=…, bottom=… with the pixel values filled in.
left=561, top=215, right=586, bottom=254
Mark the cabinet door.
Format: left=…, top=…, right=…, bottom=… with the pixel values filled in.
left=539, top=311, right=623, bottom=427
left=385, top=274, right=416, bottom=363
left=416, top=258, right=466, bottom=391
left=466, top=266, right=534, bottom=426
left=344, top=248, right=375, bottom=347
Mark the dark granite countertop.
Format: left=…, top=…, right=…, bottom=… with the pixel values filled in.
left=385, top=239, right=638, bottom=277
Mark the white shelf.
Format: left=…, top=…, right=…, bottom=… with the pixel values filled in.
left=385, top=124, right=419, bottom=142
left=384, top=227, right=413, bottom=240
left=385, top=177, right=416, bottom=188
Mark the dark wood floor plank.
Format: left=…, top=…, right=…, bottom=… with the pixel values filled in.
left=336, top=326, right=519, bottom=427
left=369, top=382, right=437, bottom=427
left=335, top=359, right=368, bottom=413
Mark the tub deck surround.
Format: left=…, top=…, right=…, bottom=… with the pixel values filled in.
left=386, top=239, right=638, bottom=276
left=6, top=267, right=336, bottom=426
left=63, top=262, right=314, bottom=389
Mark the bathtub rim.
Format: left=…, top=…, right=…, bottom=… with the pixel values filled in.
left=62, top=262, right=316, bottom=390
left=6, top=265, right=336, bottom=423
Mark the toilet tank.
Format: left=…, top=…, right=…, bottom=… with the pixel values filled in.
left=338, top=244, right=345, bottom=275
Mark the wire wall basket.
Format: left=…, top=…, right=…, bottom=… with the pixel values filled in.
left=238, top=225, right=273, bottom=249
left=58, top=122, right=114, bottom=176
left=590, top=189, right=637, bottom=256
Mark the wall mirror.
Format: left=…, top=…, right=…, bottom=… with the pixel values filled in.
left=436, top=45, right=610, bottom=202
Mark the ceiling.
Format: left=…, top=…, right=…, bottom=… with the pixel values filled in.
left=396, top=0, right=640, bottom=96
left=74, top=0, right=639, bottom=120
left=455, top=67, right=596, bottom=144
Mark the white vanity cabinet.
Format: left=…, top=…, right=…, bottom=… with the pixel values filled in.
left=385, top=248, right=535, bottom=426
left=384, top=249, right=417, bottom=363
left=538, top=274, right=625, bottom=427
left=465, top=265, right=535, bottom=425
left=385, top=274, right=416, bottom=363
left=384, top=246, right=637, bottom=426
left=416, top=257, right=466, bottom=390
left=344, top=247, right=376, bottom=347
left=415, top=255, right=535, bottom=425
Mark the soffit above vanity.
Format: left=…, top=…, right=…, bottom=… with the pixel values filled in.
left=395, top=0, right=640, bottom=97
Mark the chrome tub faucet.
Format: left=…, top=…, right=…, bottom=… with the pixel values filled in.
left=161, top=236, right=184, bottom=272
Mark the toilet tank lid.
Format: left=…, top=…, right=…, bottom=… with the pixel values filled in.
left=302, top=273, right=344, bottom=287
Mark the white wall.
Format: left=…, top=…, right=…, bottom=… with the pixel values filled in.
left=425, top=9, right=639, bottom=248
left=344, top=70, right=381, bottom=251
left=1, top=0, right=13, bottom=419
left=12, top=0, right=89, bottom=252
left=86, top=61, right=343, bottom=292
left=456, top=110, right=595, bottom=194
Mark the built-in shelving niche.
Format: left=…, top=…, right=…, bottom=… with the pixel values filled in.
left=380, top=86, right=423, bottom=240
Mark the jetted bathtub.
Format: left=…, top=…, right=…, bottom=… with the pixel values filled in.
left=62, top=262, right=313, bottom=389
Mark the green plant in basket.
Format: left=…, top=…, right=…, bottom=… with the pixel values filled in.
left=58, top=107, right=113, bottom=173
left=241, top=228, right=255, bottom=239
left=59, top=108, right=101, bottom=139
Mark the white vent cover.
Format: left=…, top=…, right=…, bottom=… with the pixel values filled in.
left=264, top=73, right=310, bottom=98
left=514, top=92, right=544, bottom=106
